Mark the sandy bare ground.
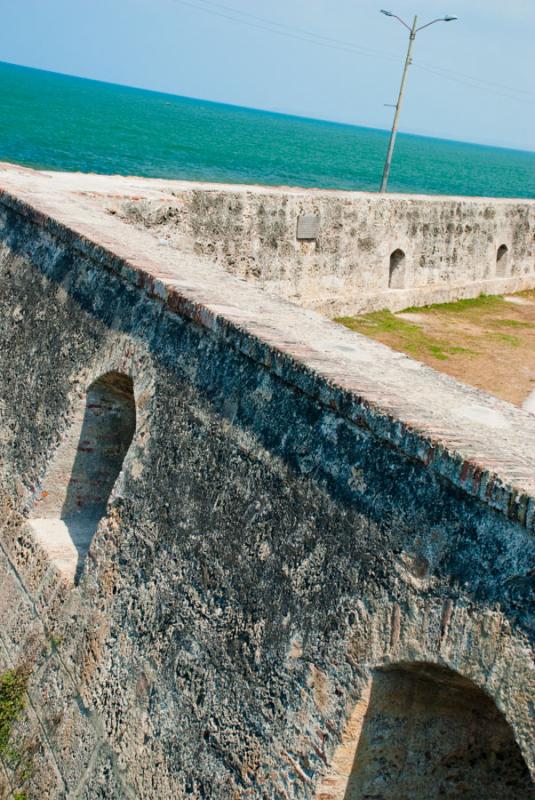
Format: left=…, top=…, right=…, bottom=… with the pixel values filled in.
left=336, top=291, right=535, bottom=408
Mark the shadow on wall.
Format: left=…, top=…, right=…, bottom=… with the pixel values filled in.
left=28, top=372, right=136, bottom=584
left=342, top=664, right=534, bottom=800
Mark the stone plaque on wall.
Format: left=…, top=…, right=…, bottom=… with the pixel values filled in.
left=297, top=214, right=320, bottom=240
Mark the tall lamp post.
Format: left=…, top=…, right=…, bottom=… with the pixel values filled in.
left=379, top=10, right=458, bottom=193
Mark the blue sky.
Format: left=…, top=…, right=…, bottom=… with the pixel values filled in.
left=2, top=0, right=534, bottom=150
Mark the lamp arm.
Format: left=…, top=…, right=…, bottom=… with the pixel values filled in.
left=390, top=14, right=412, bottom=31
left=416, top=18, right=448, bottom=32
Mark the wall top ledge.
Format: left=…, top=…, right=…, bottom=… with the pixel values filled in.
left=2, top=161, right=535, bottom=205
left=2, top=164, right=535, bottom=530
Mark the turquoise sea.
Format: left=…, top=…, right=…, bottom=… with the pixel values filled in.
left=1, top=60, right=534, bottom=198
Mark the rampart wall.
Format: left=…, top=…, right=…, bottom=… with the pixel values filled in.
left=114, top=180, right=535, bottom=315
left=0, top=166, right=534, bottom=799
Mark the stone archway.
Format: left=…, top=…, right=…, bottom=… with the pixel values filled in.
left=496, top=244, right=509, bottom=276
left=317, top=662, right=535, bottom=800
left=389, top=249, right=406, bottom=289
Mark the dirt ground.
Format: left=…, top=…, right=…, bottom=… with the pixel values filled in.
left=335, top=291, right=535, bottom=408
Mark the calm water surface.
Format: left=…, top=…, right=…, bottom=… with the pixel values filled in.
left=1, top=61, right=534, bottom=198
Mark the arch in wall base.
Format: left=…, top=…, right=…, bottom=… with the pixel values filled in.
left=496, top=244, right=509, bottom=277
left=316, top=662, right=535, bottom=800
left=389, top=249, right=407, bottom=289
left=28, top=372, right=136, bottom=585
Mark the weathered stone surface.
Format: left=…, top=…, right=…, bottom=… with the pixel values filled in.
left=0, top=165, right=534, bottom=798
left=114, top=179, right=535, bottom=316
left=1, top=165, right=535, bottom=317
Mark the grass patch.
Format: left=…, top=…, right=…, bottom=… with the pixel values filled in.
left=489, top=333, right=521, bottom=347
left=404, top=294, right=504, bottom=315
left=335, top=311, right=475, bottom=361
left=0, top=669, right=27, bottom=757
left=0, top=669, right=33, bottom=796
left=517, top=289, right=535, bottom=300
left=490, top=318, right=534, bottom=330
left=336, top=311, right=416, bottom=336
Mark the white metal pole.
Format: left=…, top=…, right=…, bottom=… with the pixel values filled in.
left=380, top=15, right=417, bottom=193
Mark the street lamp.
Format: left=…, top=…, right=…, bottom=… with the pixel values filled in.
left=379, top=10, right=458, bottom=192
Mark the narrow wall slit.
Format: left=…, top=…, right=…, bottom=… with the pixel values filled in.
left=318, top=663, right=534, bottom=800
left=389, top=248, right=406, bottom=289
left=28, top=372, right=136, bottom=584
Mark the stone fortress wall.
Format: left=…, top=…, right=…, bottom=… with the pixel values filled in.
left=114, top=180, right=535, bottom=315
left=0, top=166, right=534, bottom=799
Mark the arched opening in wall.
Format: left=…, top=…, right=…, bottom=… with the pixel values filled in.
left=496, top=244, right=509, bottom=276
left=319, top=664, right=534, bottom=800
left=389, top=248, right=406, bottom=289
left=29, top=372, right=136, bottom=584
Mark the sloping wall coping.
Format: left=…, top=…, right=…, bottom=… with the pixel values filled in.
left=2, top=165, right=535, bottom=530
